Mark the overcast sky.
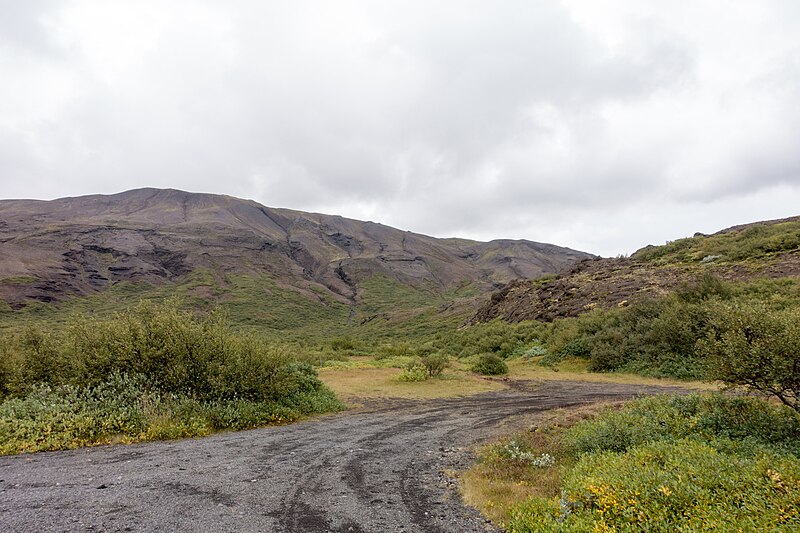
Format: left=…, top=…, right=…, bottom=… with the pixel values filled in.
left=1, top=1, right=799, bottom=256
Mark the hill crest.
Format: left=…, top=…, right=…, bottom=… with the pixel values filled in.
left=470, top=215, right=800, bottom=324
left=0, top=188, right=593, bottom=311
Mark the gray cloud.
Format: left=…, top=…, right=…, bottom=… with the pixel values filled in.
left=1, top=1, right=799, bottom=256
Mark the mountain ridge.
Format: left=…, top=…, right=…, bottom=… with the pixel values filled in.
left=0, top=188, right=593, bottom=311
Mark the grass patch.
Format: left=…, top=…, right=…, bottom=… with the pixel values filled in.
left=506, top=358, right=714, bottom=390
left=318, top=365, right=504, bottom=405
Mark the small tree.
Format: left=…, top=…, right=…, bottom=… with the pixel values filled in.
left=420, top=353, right=448, bottom=377
left=701, top=302, right=800, bottom=413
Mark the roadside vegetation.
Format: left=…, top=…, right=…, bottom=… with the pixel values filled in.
left=464, top=395, right=800, bottom=531
left=4, top=270, right=797, bottom=456
left=0, top=299, right=342, bottom=455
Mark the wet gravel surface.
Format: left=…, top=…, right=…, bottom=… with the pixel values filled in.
left=0, top=380, right=686, bottom=532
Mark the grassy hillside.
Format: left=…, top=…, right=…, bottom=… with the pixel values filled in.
left=634, top=217, right=800, bottom=264
left=0, top=269, right=467, bottom=341
left=4, top=215, right=799, bottom=379
left=472, top=216, right=800, bottom=325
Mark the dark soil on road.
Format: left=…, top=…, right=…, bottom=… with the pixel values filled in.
left=0, top=380, right=686, bottom=532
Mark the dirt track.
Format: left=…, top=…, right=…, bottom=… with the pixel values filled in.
left=0, top=380, right=685, bottom=532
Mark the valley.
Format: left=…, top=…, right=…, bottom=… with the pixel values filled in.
left=1, top=189, right=800, bottom=531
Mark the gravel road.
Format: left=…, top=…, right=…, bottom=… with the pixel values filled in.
left=0, top=380, right=685, bottom=532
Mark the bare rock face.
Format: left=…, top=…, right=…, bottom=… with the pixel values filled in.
left=0, top=188, right=593, bottom=309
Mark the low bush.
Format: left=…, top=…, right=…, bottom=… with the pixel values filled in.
left=511, top=440, right=800, bottom=532
left=0, top=375, right=150, bottom=454
left=496, top=440, right=555, bottom=468
left=565, top=394, right=800, bottom=457
left=471, top=353, right=508, bottom=375
left=373, top=342, right=416, bottom=359
left=433, top=320, right=544, bottom=360
left=330, top=336, right=358, bottom=351
left=397, top=360, right=429, bottom=382
left=503, top=394, right=800, bottom=532
left=524, top=275, right=759, bottom=380
left=372, top=355, right=419, bottom=369
left=0, top=373, right=342, bottom=455
left=539, top=337, right=588, bottom=366
left=0, top=300, right=345, bottom=454
left=1, top=300, right=326, bottom=403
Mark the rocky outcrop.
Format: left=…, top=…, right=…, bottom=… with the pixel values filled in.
left=470, top=251, right=800, bottom=324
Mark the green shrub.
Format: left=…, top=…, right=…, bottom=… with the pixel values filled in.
left=565, top=394, right=800, bottom=457
left=61, top=300, right=230, bottom=397
left=2, top=300, right=328, bottom=405
left=676, top=273, right=732, bottom=303
left=558, top=440, right=800, bottom=531
left=330, top=336, right=357, bottom=351
left=11, top=327, right=69, bottom=394
left=520, top=343, right=547, bottom=359
left=0, top=300, right=346, bottom=453
left=471, top=353, right=508, bottom=375
left=420, top=353, right=448, bottom=377
left=509, top=497, right=595, bottom=533
left=0, top=373, right=343, bottom=455
left=374, top=342, right=416, bottom=359
left=0, top=334, right=13, bottom=398
left=701, top=302, right=800, bottom=412
left=557, top=337, right=590, bottom=359
left=372, top=355, right=419, bottom=369
left=539, top=337, right=589, bottom=366
left=397, top=363, right=429, bottom=382
left=0, top=374, right=151, bottom=454
left=530, top=282, right=726, bottom=379
left=434, top=320, right=544, bottom=360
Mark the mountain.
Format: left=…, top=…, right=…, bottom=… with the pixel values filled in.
left=0, top=188, right=593, bottom=315
left=470, top=216, right=800, bottom=324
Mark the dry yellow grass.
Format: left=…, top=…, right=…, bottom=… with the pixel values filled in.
left=507, top=357, right=717, bottom=390
left=318, top=366, right=504, bottom=406
left=319, top=355, right=714, bottom=409
left=461, top=461, right=562, bottom=525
